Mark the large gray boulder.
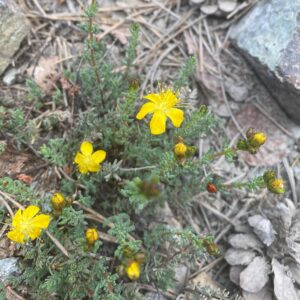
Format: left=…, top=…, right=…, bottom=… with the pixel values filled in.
left=230, top=0, right=300, bottom=124
left=0, top=0, right=30, bottom=75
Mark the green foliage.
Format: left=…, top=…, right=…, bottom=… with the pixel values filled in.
left=39, top=138, right=69, bottom=167
left=174, top=56, right=196, bottom=91
left=1, top=2, right=275, bottom=299
left=125, top=23, right=140, bottom=68
left=234, top=175, right=265, bottom=191
left=26, top=79, right=43, bottom=106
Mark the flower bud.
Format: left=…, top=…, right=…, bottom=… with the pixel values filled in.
left=135, top=252, right=146, bottom=264
left=51, top=193, right=66, bottom=211
left=116, top=265, right=126, bottom=276
left=174, top=142, right=187, bottom=157
left=204, top=240, right=219, bottom=256
left=249, top=132, right=267, bottom=147
left=126, top=261, right=141, bottom=281
left=85, top=228, right=99, bottom=246
left=267, top=178, right=285, bottom=194
left=199, top=105, right=208, bottom=115
left=263, top=170, right=276, bottom=184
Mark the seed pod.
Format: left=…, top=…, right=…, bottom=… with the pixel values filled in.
left=207, top=183, right=218, bottom=193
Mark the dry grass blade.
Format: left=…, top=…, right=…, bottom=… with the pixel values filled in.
left=46, top=231, right=70, bottom=258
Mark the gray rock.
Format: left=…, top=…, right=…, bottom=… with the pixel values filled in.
left=174, top=265, right=189, bottom=292
left=3, top=68, right=18, bottom=85
left=225, top=248, right=256, bottom=266
left=230, top=0, right=300, bottom=124
left=248, top=215, right=276, bottom=246
left=240, top=256, right=270, bottom=293
left=0, top=0, right=30, bottom=75
left=230, top=265, right=244, bottom=286
left=0, top=258, right=19, bottom=280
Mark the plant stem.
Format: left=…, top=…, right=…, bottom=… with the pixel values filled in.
left=88, top=1, right=105, bottom=107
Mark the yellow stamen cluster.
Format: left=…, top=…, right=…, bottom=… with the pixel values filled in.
left=263, top=171, right=285, bottom=194
left=237, top=128, right=267, bottom=154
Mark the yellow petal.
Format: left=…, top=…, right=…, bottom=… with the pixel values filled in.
left=150, top=111, right=166, bottom=135
left=92, top=150, right=106, bottom=164
left=143, top=93, right=161, bottom=104
left=88, top=163, right=100, bottom=173
left=136, top=102, right=155, bottom=120
left=22, top=205, right=40, bottom=220
left=166, top=108, right=184, bottom=128
left=7, top=229, right=25, bottom=244
left=78, top=163, right=89, bottom=174
left=28, top=227, right=42, bottom=240
left=164, top=89, right=179, bottom=108
left=74, top=152, right=84, bottom=164
left=32, top=214, right=51, bottom=229
left=80, top=141, right=93, bottom=156
left=12, top=208, right=22, bottom=228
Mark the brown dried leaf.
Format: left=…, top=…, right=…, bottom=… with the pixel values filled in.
left=184, top=31, right=197, bottom=55
left=16, top=174, right=32, bottom=185
left=272, top=259, right=297, bottom=300
left=191, top=272, right=220, bottom=289
left=248, top=215, right=276, bottom=246
left=0, top=151, right=29, bottom=177
left=100, top=25, right=130, bottom=45
left=225, top=248, right=256, bottom=266
left=27, top=56, right=60, bottom=94
left=240, top=257, right=270, bottom=293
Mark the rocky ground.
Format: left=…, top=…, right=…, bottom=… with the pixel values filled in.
left=1, top=0, right=300, bottom=299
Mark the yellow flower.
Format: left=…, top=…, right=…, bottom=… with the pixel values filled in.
left=136, top=89, right=184, bottom=135
left=7, top=205, right=51, bottom=244
left=85, top=228, right=99, bottom=246
left=74, top=141, right=106, bottom=174
left=126, top=260, right=141, bottom=281
left=51, top=193, right=66, bottom=211
left=174, top=142, right=187, bottom=157
left=268, top=178, right=285, bottom=194
left=250, top=132, right=267, bottom=147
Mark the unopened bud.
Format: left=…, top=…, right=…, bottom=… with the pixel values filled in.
left=85, top=228, right=99, bottom=246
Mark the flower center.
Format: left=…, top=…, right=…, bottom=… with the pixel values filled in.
left=83, top=155, right=93, bottom=166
